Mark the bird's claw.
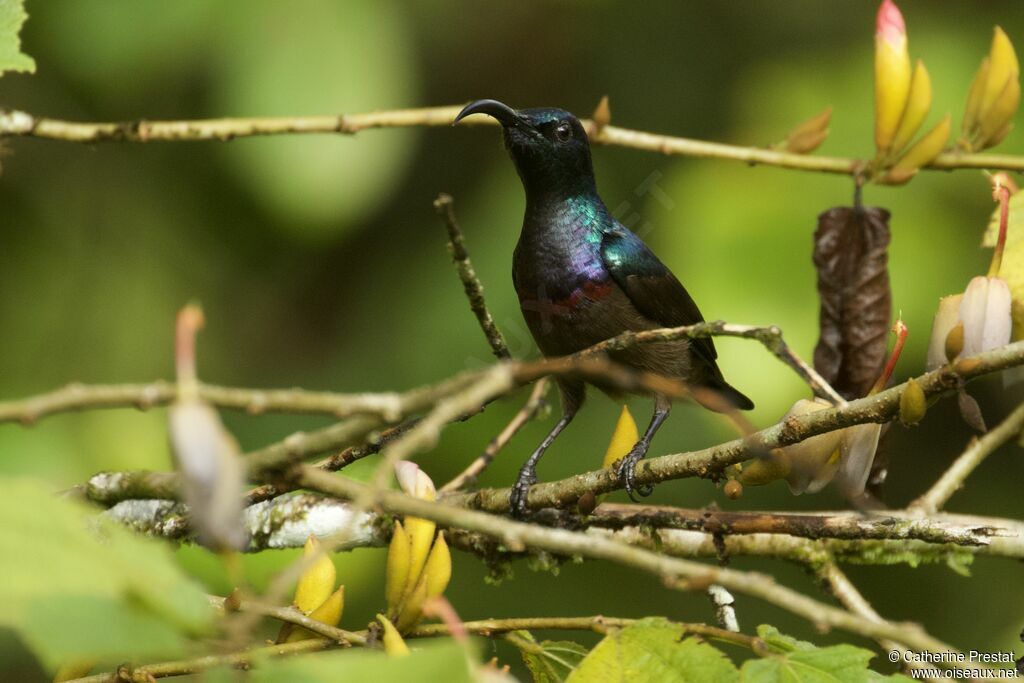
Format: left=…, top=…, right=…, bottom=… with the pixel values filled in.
left=616, top=443, right=654, bottom=502
left=509, top=466, right=537, bottom=518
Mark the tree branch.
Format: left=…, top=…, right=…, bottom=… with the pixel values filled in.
left=3, top=105, right=1024, bottom=176
left=911, top=401, right=1024, bottom=513
left=294, top=466, right=963, bottom=659
left=445, top=342, right=1024, bottom=513
left=434, top=193, right=511, bottom=360
left=441, top=378, right=550, bottom=492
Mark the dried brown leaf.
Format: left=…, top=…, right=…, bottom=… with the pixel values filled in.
left=812, top=206, right=893, bottom=399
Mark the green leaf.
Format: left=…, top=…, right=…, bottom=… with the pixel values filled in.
left=249, top=639, right=474, bottom=683
left=566, top=618, right=739, bottom=683
left=0, top=477, right=214, bottom=668
left=0, top=0, right=35, bottom=75
left=510, top=630, right=588, bottom=683
left=741, top=626, right=911, bottom=682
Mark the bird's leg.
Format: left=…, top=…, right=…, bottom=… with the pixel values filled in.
left=509, top=381, right=583, bottom=518
left=616, top=394, right=672, bottom=502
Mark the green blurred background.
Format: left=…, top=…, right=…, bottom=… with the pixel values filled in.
left=2, top=0, right=1022, bottom=679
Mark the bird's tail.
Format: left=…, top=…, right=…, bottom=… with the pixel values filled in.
left=695, top=380, right=754, bottom=412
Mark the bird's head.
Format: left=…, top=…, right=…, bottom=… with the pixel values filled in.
left=454, top=99, right=596, bottom=197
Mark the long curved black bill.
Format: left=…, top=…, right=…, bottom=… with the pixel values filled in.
left=453, top=99, right=523, bottom=128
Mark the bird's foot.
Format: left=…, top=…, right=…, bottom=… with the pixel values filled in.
left=615, top=441, right=654, bottom=502
left=509, top=465, right=537, bottom=519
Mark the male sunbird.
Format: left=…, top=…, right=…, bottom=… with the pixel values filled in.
left=454, top=99, right=753, bottom=517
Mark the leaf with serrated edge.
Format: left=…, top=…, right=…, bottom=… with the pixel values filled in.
left=0, top=0, right=35, bottom=75
left=567, top=618, right=739, bottom=683
left=743, top=625, right=912, bottom=682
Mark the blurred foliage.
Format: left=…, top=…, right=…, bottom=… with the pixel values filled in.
left=1, top=1, right=1023, bottom=680
left=0, top=478, right=214, bottom=668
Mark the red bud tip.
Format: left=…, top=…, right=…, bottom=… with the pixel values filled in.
left=876, top=0, right=906, bottom=44
left=871, top=319, right=908, bottom=394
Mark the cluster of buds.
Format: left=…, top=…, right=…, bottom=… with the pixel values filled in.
left=278, top=535, right=345, bottom=642
left=927, top=179, right=1014, bottom=370
left=742, top=321, right=907, bottom=498
left=961, top=27, right=1020, bottom=152
left=383, top=462, right=452, bottom=636
left=873, top=0, right=950, bottom=184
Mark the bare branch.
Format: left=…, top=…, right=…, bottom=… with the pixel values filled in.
left=441, top=378, right=550, bottom=492
left=434, top=193, right=511, bottom=360
left=4, top=106, right=1024, bottom=176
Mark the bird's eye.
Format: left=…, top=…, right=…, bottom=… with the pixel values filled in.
left=554, top=121, right=573, bottom=142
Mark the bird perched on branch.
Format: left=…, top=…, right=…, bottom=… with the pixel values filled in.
left=454, top=99, right=753, bottom=517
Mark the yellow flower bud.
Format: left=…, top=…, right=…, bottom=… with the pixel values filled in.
left=978, top=27, right=1019, bottom=127
left=888, top=113, right=951, bottom=178
left=723, top=479, right=743, bottom=500
left=423, top=532, right=452, bottom=600
left=385, top=521, right=411, bottom=615
left=294, top=535, right=336, bottom=615
left=874, top=0, right=912, bottom=153
left=978, top=76, right=1020, bottom=147
left=395, top=572, right=429, bottom=633
left=889, top=60, right=932, bottom=156
left=963, top=27, right=1020, bottom=151
left=403, top=516, right=437, bottom=601
left=899, top=377, right=927, bottom=425
left=286, top=586, right=344, bottom=642
left=962, top=57, right=991, bottom=138
left=378, top=614, right=411, bottom=656
left=602, top=405, right=640, bottom=470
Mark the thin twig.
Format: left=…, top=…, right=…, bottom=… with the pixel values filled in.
left=911, top=401, right=1024, bottom=513
left=584, top=321, right=845, bottom=405
left=408, top=615, right=758, bottom=650
left=0, top=381, right=408, bottom=425
left=4, top=106, right=1024, bottom=175
left=69, top=639, right=335, bottom=683
left=208, top=595, right=366, bottom=645
left=434, top=193, right=511, bottom=360
left=441, top=378, right=550, bottom=492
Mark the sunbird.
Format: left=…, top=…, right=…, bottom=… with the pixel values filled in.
left=455, top=99, right=753, bottom=517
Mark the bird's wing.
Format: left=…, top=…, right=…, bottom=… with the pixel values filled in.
left=599, top=224, right=718, bottom=367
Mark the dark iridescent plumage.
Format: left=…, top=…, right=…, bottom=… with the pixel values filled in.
left=455, top=100, right=752, bottom=516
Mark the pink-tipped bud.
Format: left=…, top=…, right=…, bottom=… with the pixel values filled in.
left=876, top=0, right=906, bottom=45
